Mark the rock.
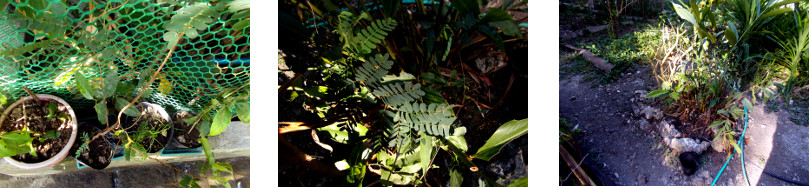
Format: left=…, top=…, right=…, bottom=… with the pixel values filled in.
left=711, top=138, right=728, bottom=153
left=614, top=173, right=620, bottom=179
left=570, top=96, right=576, bottom=101
left=658, top=121, right=682, bottom=141
left=637, top=174, right=647, bottom=185
left=669, top=138, right=711, bottom=154
left=636, top=105, right=663, bottom=120
left=639, top=119, right=651, bottom=131
left=586, top=25, right=609, bottom=33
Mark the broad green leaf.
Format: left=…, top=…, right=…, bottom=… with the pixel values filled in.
left=232, top=18, right=249, bottom=31
left=92, top=86, right=105, bottom=99
left=672, top=2, right=697, bottom=27
left=0, top=131, right=34, bottom=158
left=197, top=120, right=212, bottom=137
left=419, top=132, right=434, bottom=173
left=76, top=71, right=94, bottom=100
left=742, top=98, right=753, bottom=111
left=449, top=0, right=480, bottom=16
left=473, top=118, right=527, bottom=161
left=760, top=8, right=792, bottom=20
left=445, top=127, right=468, bottom=152
left=208, top=107, right=232, bottom=136
left=449, top=167, right=463, bottom=187
left=725, top=27, right=738, bottom=44
left=481, top=8, right=513, bottom=23
left=489, top=20, right=521, bottom=37
left=646, top=90, right=669, bottom=98
left=114, top=98, right=141, bottom=117
left=102, top=69, right=118, bottom=98
left=116, top=80, right=136, bottom=95
left=95, top=101, right=107, bottom=125
left=508, top=177, right=528, bottom=187
left=235, top=100, right=249, bottom=123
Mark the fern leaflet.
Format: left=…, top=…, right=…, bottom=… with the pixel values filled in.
left=347, top=17, right=397, bottom=54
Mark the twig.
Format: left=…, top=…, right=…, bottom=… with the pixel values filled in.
left=21, top=87, right=41, bottom=106
left=561, top=153, right=589, bottom=183
left=90, top=32, right=185, bottom=143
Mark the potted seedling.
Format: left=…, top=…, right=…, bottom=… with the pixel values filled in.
left=0, top=89, right=78, bottom=169
left=121, top=102, right=173, bottom=154
left=75, top=68, right=172, bottom=161
left=70, top=121, right=118, bottom=169
left=171, top=111, right=202, bottom=148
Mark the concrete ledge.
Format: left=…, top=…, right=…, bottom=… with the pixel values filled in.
left=0, top=122, right=249, bottom=176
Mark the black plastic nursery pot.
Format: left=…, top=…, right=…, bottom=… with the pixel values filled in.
left=121, top=102, right=173, bottom=154
left=70, top=120, right=118, bottom=170
left=0, top=94, right=78, bottom=169
left=171, top=111, right=202, bottom=148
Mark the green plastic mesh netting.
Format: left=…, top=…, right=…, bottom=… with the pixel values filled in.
left=0, top=0, right=249, bottom=114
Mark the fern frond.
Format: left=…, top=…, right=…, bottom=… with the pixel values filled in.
left=382, top=110, right=416, bottom=154
left=373, top=82, right=426, bottom=107
left=394, top=102, right=456, bottom=137
left=355, top=53, right=394, bottom=86
left=350, top=18, right=397, bottom=54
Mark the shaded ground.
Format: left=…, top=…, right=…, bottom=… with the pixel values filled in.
left=559, top=45, right=809, bottom=186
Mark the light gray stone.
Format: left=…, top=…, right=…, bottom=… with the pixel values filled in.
left=669, top=137, right=711, bottom=154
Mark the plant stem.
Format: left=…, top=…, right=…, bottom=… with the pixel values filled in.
left=90, top=32, right=185, bottom=144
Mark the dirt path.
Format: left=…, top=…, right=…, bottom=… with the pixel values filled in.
left=559, top=49, right=809, bottom=186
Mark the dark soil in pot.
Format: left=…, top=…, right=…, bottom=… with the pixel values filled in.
left=70, top=121, right=115, bottom=170
left=122, top=103, right=172, bottom=153
left=0, top=100, right=73, bottom=163
left=172, top=111, right=201, bottom=148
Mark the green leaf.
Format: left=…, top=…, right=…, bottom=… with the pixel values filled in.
left=729, top=140, right=742, bottom=154
left=760, top=8, right=792, bottom=20
left=0, top=92, right=6, bottom=106
left=197, top=120, right=212, bottom=138
left=646, top=90, right=669, bottom=98
left=114, top=98, right=141, bottom=117
left=163, top=31, right=179, bottom=47
left=672, top=2, right=697, bottom=27
left=741, top=98, right=753, bottom=111
left=725, top=27, right=738, bottom=45
left=116, top=80, right=136, bottom=95
left=47, top=101, right=57, bottom=119
left=232, top=18, right=249, bottom=31
left=180, top=175, right=202, bottom=188
left=235, top=100, right=249, bottom=124
left=95, top=101, right=107, bottom=125
left=507, top=177, right=528, bottom=187
left=489, top=20, right=521, bottom=37
left=449, top=0, right=480, bottom=16
left=208, top=107, right=232, bottom=136
left=0, top=130, right=34, bottom=158
left=710, top=120, right=727, bottom=129
left=473, top=118, right=527, bottom=161
left=102, top=69, right=118, bottom=98
left=76, top=71, right=94, bottom=100
left=449, top=167, right=463, bottom=187
left=481, top=8, right=513, bottom=23
left=419, top=132, right=434, bottom=173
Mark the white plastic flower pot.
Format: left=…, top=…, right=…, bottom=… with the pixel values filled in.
left=0, top=94, right=78, bottom=169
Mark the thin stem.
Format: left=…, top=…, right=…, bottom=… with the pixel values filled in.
left=90, top=32, right=185, bottom=143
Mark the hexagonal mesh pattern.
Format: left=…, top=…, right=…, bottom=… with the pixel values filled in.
left=0, top=0, right=249, bottom=114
